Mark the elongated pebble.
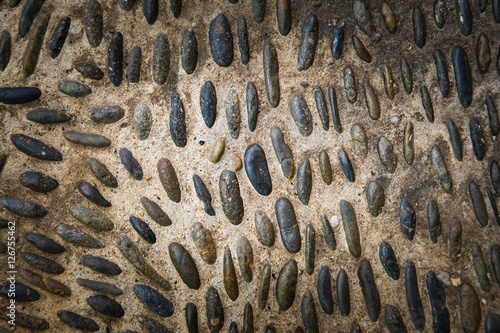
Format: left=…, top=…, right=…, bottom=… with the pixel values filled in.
left=366, top=181, right=385, bottom=217
left=486, top=95, right=499, bottom=136
left=87, top=294, right=124, bottom=318
left=353, top=0, right=377, bottom=37
left=26, top=232, right=65, bottom=253
left=70, top=204, right=113, bottom=231
left=405, top=261, right=425, bottom=331
left=153, top=33, right=170, bottom=86
left=353, top=35, right=371, bottom=63
left=0, top=282, right=40, bottom=302
left=0, top=310, right=49, bottom=330
left=456, top=0, right=472, bottom=36
left=401, top=57, right=413, bottom=94
left=305, top=224, right=315, bottom=275
left=247, top=81, right=259, bottom=132
left=0, top=196, right=47, bottom=218
left=158, top=158, right=181, bottom=203
left=298, top=14, right=319, bottom=71
left=343, top=66, right=357, bottom=104
left=486, top=313, right=500, bottom=333
left=209, top=14, right=233, bottom=67
left=237, top=16, right=249, bottom=65
left=492, top=160, right=500, bottom=195
left=276, top=0, right=291, bottom=36
left=170, top=0, right=181, bottom=17
left=191, top=221, right=216, bottom=264
left=444, top=118, right=463, bottom=161
left=403, top=121, right=415, bottom=165
left=258, top=264, right=271, bottom=310
left=19, top=0, right=46, bottom=38
left=58, top=80, right=91, bottom=97
left=254, top=210, right=275, bottom=247
left=434, top=50, right=450, bottom=98
left=492, top=245, right=500, bottom=288
left=220, top=170, right=244, bottom=225
left=319, top=150, right=332, bottom=185
left=192, top=175, right=215, bottom=216
left=337, top=268, right=350, bottom=316
left=20, top=171, right=58, bottom=193
left=452, top=45, right=473, bottom=108
left=420, top=86, right=434, bottom=123
left=271, top=127, right=293, bottom=179
left=108, top=32, right=123, bottom=87
left=434, top=0, right=447, bottom=28
left=330, top=26, right=344, bottom=59
left=379, top=242, right=399, bottom=280
left=476, top=33, right=491, bottom=74
left=169, top=242, right=200, bottom=290
left=471, top=242, right=491, bottom=292
left=133, top=103, right=152, bottom=140
left=119, top=0, right=137, bottom=10
left=297, top=158, right=312, bottom=205
left=0, top=31, right=11, bottom=71
left=0, top=87, right=41, bottom=104
left=486, top=187, right=500, bottom=226
left=130, top=216, right=156, bottom=244
left=76, top=278, right=123, bottom=295
left=340, top=200, right=361, bottom=258
left=84, top=0, right=102, bottom=47
left=317, top=266, right=333, bottom=315
left=119, top=148, right=142, bottom=180
left=206, top=286, right=224, bottom=333
left=351, top=124, right=368, bottom=158
left=89, top=158, right=117, bottom=188
left=469, top=118, right=486, bottom=161
left=21, top=251, right=64, bottom=274
left=252, top=0, right=265, bottom=23
left=54, top=223, right=104, bottom=248
left=314, top=86, right=329, bottom=130
left=89, top=105, right=124, bottom=123
left=338, top=149, right=355, bottom=182
left=449, top=217, right=462, bottom=262
left=143, top=0, right=158, bottom=24
left=48, top=17, right=70, bottom=58
left=27, top=108, right=70, bottom=124
left=460, top=282, right=481, bottom=333
left=358, top=259, right=380, bottom=322
left=320, top=214, right=336, bottom=251
left=378, top=136, right=397, bottom=173
left=364, top=79, right=380, bottom=120
left=275, top=197, right=301, bottom=253
left=200, top=81, right=217, bottom=128
left=128, top=45, right=142, bottom=83
left=301, top=290, right=319, bottom=333
left=427, top=200, right=441, bottom=243
left=82, top=254, right=121, bottom=275
left=170, top=92, right=187, bottom=147
left=75, top=63, right=103, bottom=80
left=382, top=65, right=396, bottom=100
left=225, top=89, right=241, bottom=139
left=137, top=314, right=171, bottom=332
left=185, top=303, right=198, bottom=333
left=426, top=271, right=450, bottom=332
left=276, top=259, right=297, bottom=311
left=328, top=86, right=342, bottom=133
left=412, top=6, right=426, bottom=48
left=381, top=1, right=397, bottom=33
left=237, top=236, right=253, bottom=282
left=21, top=13, right=50, bottom=77
left=469, top=181, right=488, bottom=227
left=133, top=284, right=174, bottom=317
left=181, top=27, right=198, bottom=74
left=223, top=245, right=239, bottom=301
left=263, top=40, right=280, bottom=108
left=430, top=145, right=452, bottom=194
left=57, top=311, right=99, bottom=332
left=400, top=200, right=416, bottom=241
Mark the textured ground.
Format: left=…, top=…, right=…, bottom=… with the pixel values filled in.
left=0, top=0, right=499, bottom=332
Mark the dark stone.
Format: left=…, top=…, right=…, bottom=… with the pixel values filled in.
left=486, top=187, right=500, bottom=226
left=340, top=200, right=361, bottom=258
left=275, top=197, right=301, bottom=253
left=76, top=278, right=123, bottom=295
left=492, top=245, right=500, bottom=288
left=486, top=313, right=500, bottom=333
left=404, top=121, right=414, bottom=165
left=445, top=118, right=463, bottom=161
left=314, top=86, right=329, bottom=130
left=108, top=32, right=123, bottom=87
left=434, top=0, right=447, bottom=28
left=270, top=127, right=293, bottom=179
left=358, top=259, right=380, bottom=322
left=469, top=118, right=486, bottom=161
left=169, top=242, right=200, bottom=290
left=317, top=266, right=333, bottom=315
left=219, top=170, right=244, bottom=225
left=382, top=65, right=396, bottom=100
left=378, top=136, right=397, bottom=173
left=338, top=149, right=355, bottom=182
left=170, top=0, right=181, bottom=17
left=64, top=131, right=110, bottom=147
left=193, top=175, right=215, bottom=216
left=247, top=81, right=259, bottom=132
left=137, top=314, right=172, bottom=332
left=21, top=252, right=64, bottom=274
left=26, top=232, right=65, bottom=254
left=143, top=0, right=158, bottom=24
left=401, top=57, right=413, bottom=94
left=379, top=242, right=399, bottom=280
left=18, top=0, right=46, bottom=38
left=352, top=35, right=371, bottom=63
left=133, top=284, right=174, bottom=317
left=381, top=1, right=397, bottom=33
left=244, top=143, right=272, bottom=196
left=153, top=33, right=170, bottom=86
left=82, top=254, right=121, bottom=275
left=321, top=214, right=336, bottom=251
left=225, top=89, right=241, bottom=139
left=469, top=180, right=488, bottom=227
left=243, top=302, right=254, bottom=333
left=90, top=105, right=124, bottom=123
left=319, top=150, right=332, bottom=185
left=158, top=158, right=181, bottom=203
left=170, top=92, right=187, bottom=147
left=495, top=0, right=500, bottom=22
left=11, top=133, right=62, bottom=161
left=449, top=217, right=462, bottom=262
left=119, top=0, right=137, bottom=10
left=405, top=261, right=425, bottom=331
left=236, top=236, right=253, bottom=283
left=0, top=310, right=49, bottom=330
left=185, top=303, right=198, bottom=333
left=298, top=14, right=319, bottom=71
left=254, top=210, right=275, bottom=247
left=263, top=40, right=280, bottom=107
left=89, top=158, right=118, bottom=188
left=460, top=283, right=481, bottom=333
left=209, top=14, right=233, bottom=67
left=486, top=95, right=500, bottom=136
left=120, top=148, right=143, bottom=180
left=492, top=160, right=500, bottom=195
left=27, top=108, right=70, bottom=123
left=258, top=264, right=271, bottom=310
left=77, top=180, right=111, bottom=207
left=471, top=242, right=491, bottom=292
left=128, top=46, right=142, bottom=83
left=343, top=66, right=357, bottom=104
left=223, top=245, right=239, bottom=301
left=206, top=286, right=224, bottom=333
left=21, top=12, right=50, bottom=77
left=75, top=63, right=104, bottom=80
left=420, top=86, right=435, bottom=123
left=57, top=310, right=99, bottom=331
left=427, top=200, right=442, bottom=243
left=237, top=16, right=249, bottom=65
left=426, top=271, right=450, bottom=333
left=305, top=224, right=315, bottom=275
left=400, top=200, right=416, bottom=240
left=190, top=222, right=217, bottom=265
left=54, top=223, right=104, bottom=248
left=329, top=86, right=342, bottom=133
left=337, top=268, right=350, bottom=316
left=20, top=267, right=71, bottom=296
left=0, top=282, right=40, bottom=302
left=452, top=45, right=473, bottom=108
left=0, top=196, right=47, bottom=218
left=297, top=158, right=312, bottom=205
left=200, top=81, right=217, bottom=128
left=276, top=0, right=291, bottom=36
left=230, top=322, right=238, bottom=333
left=252, top=0, right=265, bottom=23
left=0, top=31, right=11, bottom=71
left=364, top=79, right=380, bottom=120
left=477, top=33, right=491, bottom=74
left=430, top=145, right=452, bottom=194
left=58, top=80, right=92, bottom=97
left=353, top=0, right=377, bottom=37
left=434, top=49, right=450, bottom=98
left=20, top=171, right=58, bottom=193
left=48, top=16, right=70, bottom=58
left=385, top=305, right=407, bottom=333
left=456, top=0, right=472, bottom=36
left=301, top=290, right=319, bottom=333
left=0, top=87, right=41, bottom=104
left=181, top=28, right=197, bottom=74
left=330, top=26, right=344, bottom=59
left=412, top=6, right=426, bottom=48
left=84, top=0, right=102, bottom=47
left=70, top=204, right=113, bottom=231
left=276, top=259, right=298, bottom=311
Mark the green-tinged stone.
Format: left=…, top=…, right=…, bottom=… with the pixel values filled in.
left=70, top=205, right=113, bottom=231
left=209, top=138, right=225, bottom=164
left=301, top=290, right=319, bottom=333
left=404, top=121, right=415, bottom=165
left=321, top=214, right=336, bottom=251
left=89, top=158, right=118, bottom=188
left=271, top=127, right=294, bottom=179
left=305, top=224, right=315, bottom=275
left=276, top=259, right=298, bottom=311
left=401, top=57, right=414, bottom=94
left=133, top=103, right=153, bottom=140
left=58, top=80, right=91, bottom=97
left=21, top=13, right=50, bottom=77
left=236, top=236, right=253, bottom=283
left=169, top=242, right=200, bottom=290
left=158, top=158, right=181, bottom=203
left=351, top=124, right=368, bottom=158
left=366, top=181, right=385, bottom=217
left=471, top=242, right=491, bottom=292
left=297, top=158, right=312, bottom=205
left=319, top=150, right=332, bottom=185
left=263, top=40, right=280, bottom=108
left=258, top=264, right=271, bottom=310
left=223, top=245, right=239, bottom=301
left=339, top=200, right=361, bottom=258
left=430, top=145, right=452, bottom=194
left=153, top=33, right=170, bottom=86
left=219, top=170, right=244, bottom=225
left=54, top=223, right=104, bottom=248
left=289, top=92, right=313, bottom=137
left=460, top=283, right=481, bottom=333
left=254, top=210, right=275, bottom=247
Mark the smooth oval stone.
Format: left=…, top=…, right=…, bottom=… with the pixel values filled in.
left=486, top=95, right=500, bottom=136
left=237, top=236, right=253, bottom=282
left=469, top=181, right=488, bottom=227
left=430, top=146, right=452, bottom=194
left=403, top=121, right=415, bottom=165
left=305, top=224, right=315, bottom=275
left=328, top=86, right=342, bottom=133
left=26, top=232, right=65, bottom=254
left=426, top=271, right=450, bottom=333
left=48, top=16, right=70, bottom=58
left=351, top=124, right=368, bottom=158
left=237, top=16, right=249, bottom=65
left=471, top=242, right=491, bottom=292
left=456, top=0, right=472, bottom=36
left=70, top=204, right=113, bottom=231
left=358, top=259, right=380, bottom=322
left=452, top=45, right=473, bottom=108
left=420, top=86, right=435, bottom=123
left=19, top=268, right=68, bottom=296
left=337, top=268, right=350, bottom=316
left=276, top=0, right=291, bottom=36
left=400, top=200, right=416, bottom=241
left=63, top=131, right=110, bottom=147
left=219, top=170, right=244, bottom=225
left=263, top=40, right=280, bottom=108
left=353, top=0, right=377, bottom=37
left=246, top=81, right=259, bottom=132
left=185, top=303, right=198, bottom=333
left=21, top=10, right=49, bottom=77
left=242, top=302, right=254, bottom=333
left=76, top=278, right=123, bottom=295
left=401, top=57, right=413, bottom=94
left=427, top=200, right=441, bottom=243
left=133, top=284, right=173, bottom=317
left=412, top=6, right=426, bottom=48
left=89, top=105, right=124, bottom=124
left=0, top=196, right=47, bottom=218
left=75, top=63, right=104, bottom=80
left=254, top=210, right=275, bottom=247
left=486, top=313, right=500, bottom=333
left=57, top=311, right=99, bottom=331
left=0, top=155, right=6, bottom=175
left=476, top=33, right=491, bottom=74
left=469, top=118, right=486, bottom=161
left=378, top=136, right=397, bottom=173
left=492, top=160, right=500, bottom=195
left=338, top=149, right=355, bottom=182
left=492, top=245, right=500, bottom=288
left=58, top=80, right=92, bottom=97
left=340, top=200, right=361, bottom=258
left=276, top=259, right=298, bottom=311
left=319, top=150, right=332, bottom=185
left=137, top=314, right=172, bottom=332
left=271, top=127, right=294, bottom=179
left=119, top=0, right=137, bottom=10
left=275, top=197, right=301, bottom=253
left=385, top=306, right=407, bottom=333
left=170, top=92, right=187, bottom=147
left=192, top=175, right=215, bottom=216
left=87, top=294, right=124, bottom=318
left=108, top=32, right=123, bottom=87
left=130, top=216, right=156, bottom=244
left=381, top=1, right=397, bottom=33
left=433, top=50, right=449, bottom=98
left=81, top=254, right=121, bottom=275
left=486, top=187, right=500, bottom=226
left=0, top=282, right=40, bottom=302
left=209, top=14, right=233, bottom=67
left=206, top=286, right=224, bottom=333
left=244, top=143, right=272, bottom=196
left=434, top=0, right=447, bottom=28
left=143, top=0, right=158, bottom=24
left=117, top=235, right=171, bottom=291
left=258, top=264, right=271, bottom=310
left=298, top=14, right=319, bottom=71
left=379, top=241, right=399, bottom=280
left=225, top=89, right=241, bottom=139
left=84, top=0, right=102, bottom=47
left=133, top=103, right=152, bottom=140
left=128, top=45, right=142, bottom=83
left=0, top=31, right=11, bottom=71
left=382, top=65, right=396, bottom=100
left=495, top=0, right=500, bottom=22
left=301, top=290, right=319, bottom=333
left=54, top=223, right=104, bottom=248
left=200, top=81, right=217, bottom=128
left=152, top=33, right=170, bottom=86
left=27, top=108, right=70, bottom=124
left=180, top=27, right=197, bottom=74
left=169, top=242, right=200, bottom=290
left=444, top=118, right=463, bottom=161
left=405, top=261, right=425, bottom=331
left=320, top=214, right=336, bottom=251
left=18, top=0, right=46, bottom=38
left=170, top=0, right=181, bottom=17
left=314, top=86, right=329, bottom=131
left=460, top=283, right=481, bottom=333
left=289, top=93, right=312, bottom=136
left=364, top=79, right=380, bottom=120
left=343, top=66, right=357, bottom=104
left=19, top=171, right=58, bottom=193
left=223, top=246, right=239, bottom=301
left=330, top=26, right=344, bottom=59
left=158, top=158, right=181, bottom=203
left=77, top=181, right=111, bottom=207
left=252, top=0, right=265, bottom=23
left=89, top=158, right=117, bottom=188
left=0, top=310, right=49, bottom=330
left=317, top=266, right=333, bottom=315
left=297, top=158, right=312, bottom=205
left=21, top=251, right=64, bottom=274
left=449, top=217, right=462, bottom=262
left=191, top=222, right=216, bottom=264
